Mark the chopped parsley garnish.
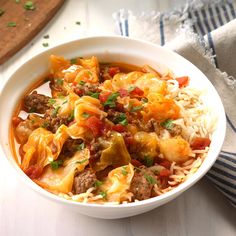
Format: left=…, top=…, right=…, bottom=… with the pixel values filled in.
left=82, top=112, right=90, bottom=118
left=75, top=159, right=88, bottom=164
left=75, top=21, right=81, bottom=25
left=7, top=22, right=17, bottom=27
left=41, top=121, right=49, bottom=128
left=131, top=105, right=143, bottom=112
left=94, top=180, right=103, bottom=187
left=52, top=106, right=60, bottom=117
left=56, top=78, right=63, bottom=85
left=0, top=9, right=5, bottom=16
left=68, top=109, right=74, bottom=121
left=141, top=97, right=148, bottom=103
left=114, top=113, right=128, bottom=126
left=50, top=159, right=63, bottom=170
left=42, top=43, right=49, bottom=47
left=79, top=80, right=86, bottom=86
left=48, top=98, right=56, bottom=105
left=28, top=107, right=36, bottom=113
left=62, top=99, right=68, bottom=105
left=76, top=142, right=85, bottom=150
left=43, top=34, right=49, bottom=39
left=99, top=191, right=107, bottom=198
left=128, top=86, right=136, bottom=92
left=24, top=1, right=35, bottom=10
left=87, top=91, right=100, bottom=99
left=144, top=174, right=157, bottom=185
left=103, top=92, right=119, bottom=108
left=70, top=58, right=77, bottom=64
left=121, top=166, right=128, bottom=176
left=160, top=119, right=174, bottom=130
left=144, top=155, right=153, bottom=167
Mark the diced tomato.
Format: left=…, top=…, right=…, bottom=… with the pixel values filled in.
left=112, top=124, right=126, bottom=132
left=74, top=87, right=83, bottom=96
left=25, top=165, right=43, bottom=179
left=124, top=135, right=135, bottom=147
left=72, top=81, right=78, bottom=86
left=131, top=159, right=143, bottom=167
left=116, top=103, right=124, bottom=112
left=12, top=117, right=23, bottom=127
left=85, top=116, right=103, bottom=137
left=176, top=76, right=189, bottom=88
left=99, top=91, right=111, bottom=103
left=130, top=87, right=144, bottom=96
left=108, top=67, right=120, bottom=77
left=118, top=88, right=129, bottom=98
left=191, top=137, right=211, bottom=150
left=159, top=169, right=171, bottom=177
left=159, top=160, right=171, bottom=169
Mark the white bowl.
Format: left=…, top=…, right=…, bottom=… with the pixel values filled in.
left=0, top=36, right=226, bottom=219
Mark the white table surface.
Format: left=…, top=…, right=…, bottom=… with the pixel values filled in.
left=0, top=1, right=236, bottom=235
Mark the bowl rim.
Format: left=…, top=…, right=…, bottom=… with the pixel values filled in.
left=0, top=35, right=226, bottom=209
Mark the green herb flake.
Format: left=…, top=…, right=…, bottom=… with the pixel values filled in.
left=52, top=106, right=60, bottom=117
left=94, top=180, right=103, bottom=187
left=24, top=1, right=35, bottom=10
left=82, top=112, right=90, bottom=119
left=87, top=91, right=100, bottom=99
left=75, top=158, right=88, bottom=164
left=50, top=159, right=63, bottom=170
left=160, top=119, right=174, bottom=130
left=121, top=166, right=128, bottom=176
left=48, top=98, right=56, bottom=105
left=144, top=155, right=153, bottom=167
left=43, top=34, right=49, bottom=39
left=70, top=58, right=77, bottom=64
left=7, top=22, right=17, bottom=27
left=15, top=0, right=20, bottom=3
left=0, top=9, right=5, bottom=16
left=62, top=99, right=68, bottom=105
left=99, top=191, right=107, bottom=198
left=56, top=78, right=63, bottom=86
left=42, top=43, right=49, bottom=47
left=141, top=97, right=148, bottom=103
left=75, top=21, right=81, bottom=25
left=128, top=86, right=136, bottom=93
left=79, top=80, right=86, bottom=86
left=68, top=109, right=74, bottom=121
left=114, top=113, right=128, bottom=126
left=76, top=142, right=85, bottom=150
left=144, top=174, right=157, bottom=185
left=103, top=92, right=119, bottom=108
left=131, top=105, right=143, bottom=112
left=41, top=121, right=49, bottom=128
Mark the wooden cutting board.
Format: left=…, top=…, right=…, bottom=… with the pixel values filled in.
left=0, top=0, right=65, bottom=65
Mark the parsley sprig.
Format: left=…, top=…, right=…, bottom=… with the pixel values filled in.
left=103, top=92, right=119, bottom=108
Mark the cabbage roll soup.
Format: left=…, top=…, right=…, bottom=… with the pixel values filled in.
left=11, top=55, right=215, bottom=204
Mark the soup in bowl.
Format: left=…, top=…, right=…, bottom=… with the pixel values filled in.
left=0, top=36, right=226, bottom=219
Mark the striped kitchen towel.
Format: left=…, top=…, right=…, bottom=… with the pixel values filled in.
left=114, top=0, right=236, bottom=207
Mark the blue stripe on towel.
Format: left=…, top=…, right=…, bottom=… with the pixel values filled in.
left=222, top=5, right=230, bottom=22
left=207, top=32, right=219, bottom=67
left=125, top=19, right=129, bottom=37
left=194, top=10, right=206, bottom=35
left=228, top=2, right=236, bottom=18
left=119, top=22, right=123, bottom=36
left=221, top=150, right=236, bottom=156
left=213, top=184, right=236, bottom=202
left=215, top=159, right=236, bottom=172
left=215, top=5, right=224, bottom=25
left=211, top=166, right=236, bottom=180
left=201, top=8, right=212, bottom=32
left=219, top=154, right=236, bottom=165
left=188, top=11, right=197, bottom=33
left=226, top=114, right=236, bottom=133
left=207, top=172, right=236, bottom=189
left=159, top=14, right=165, bottom=46
left=208, top=6, right=218, bottom=29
